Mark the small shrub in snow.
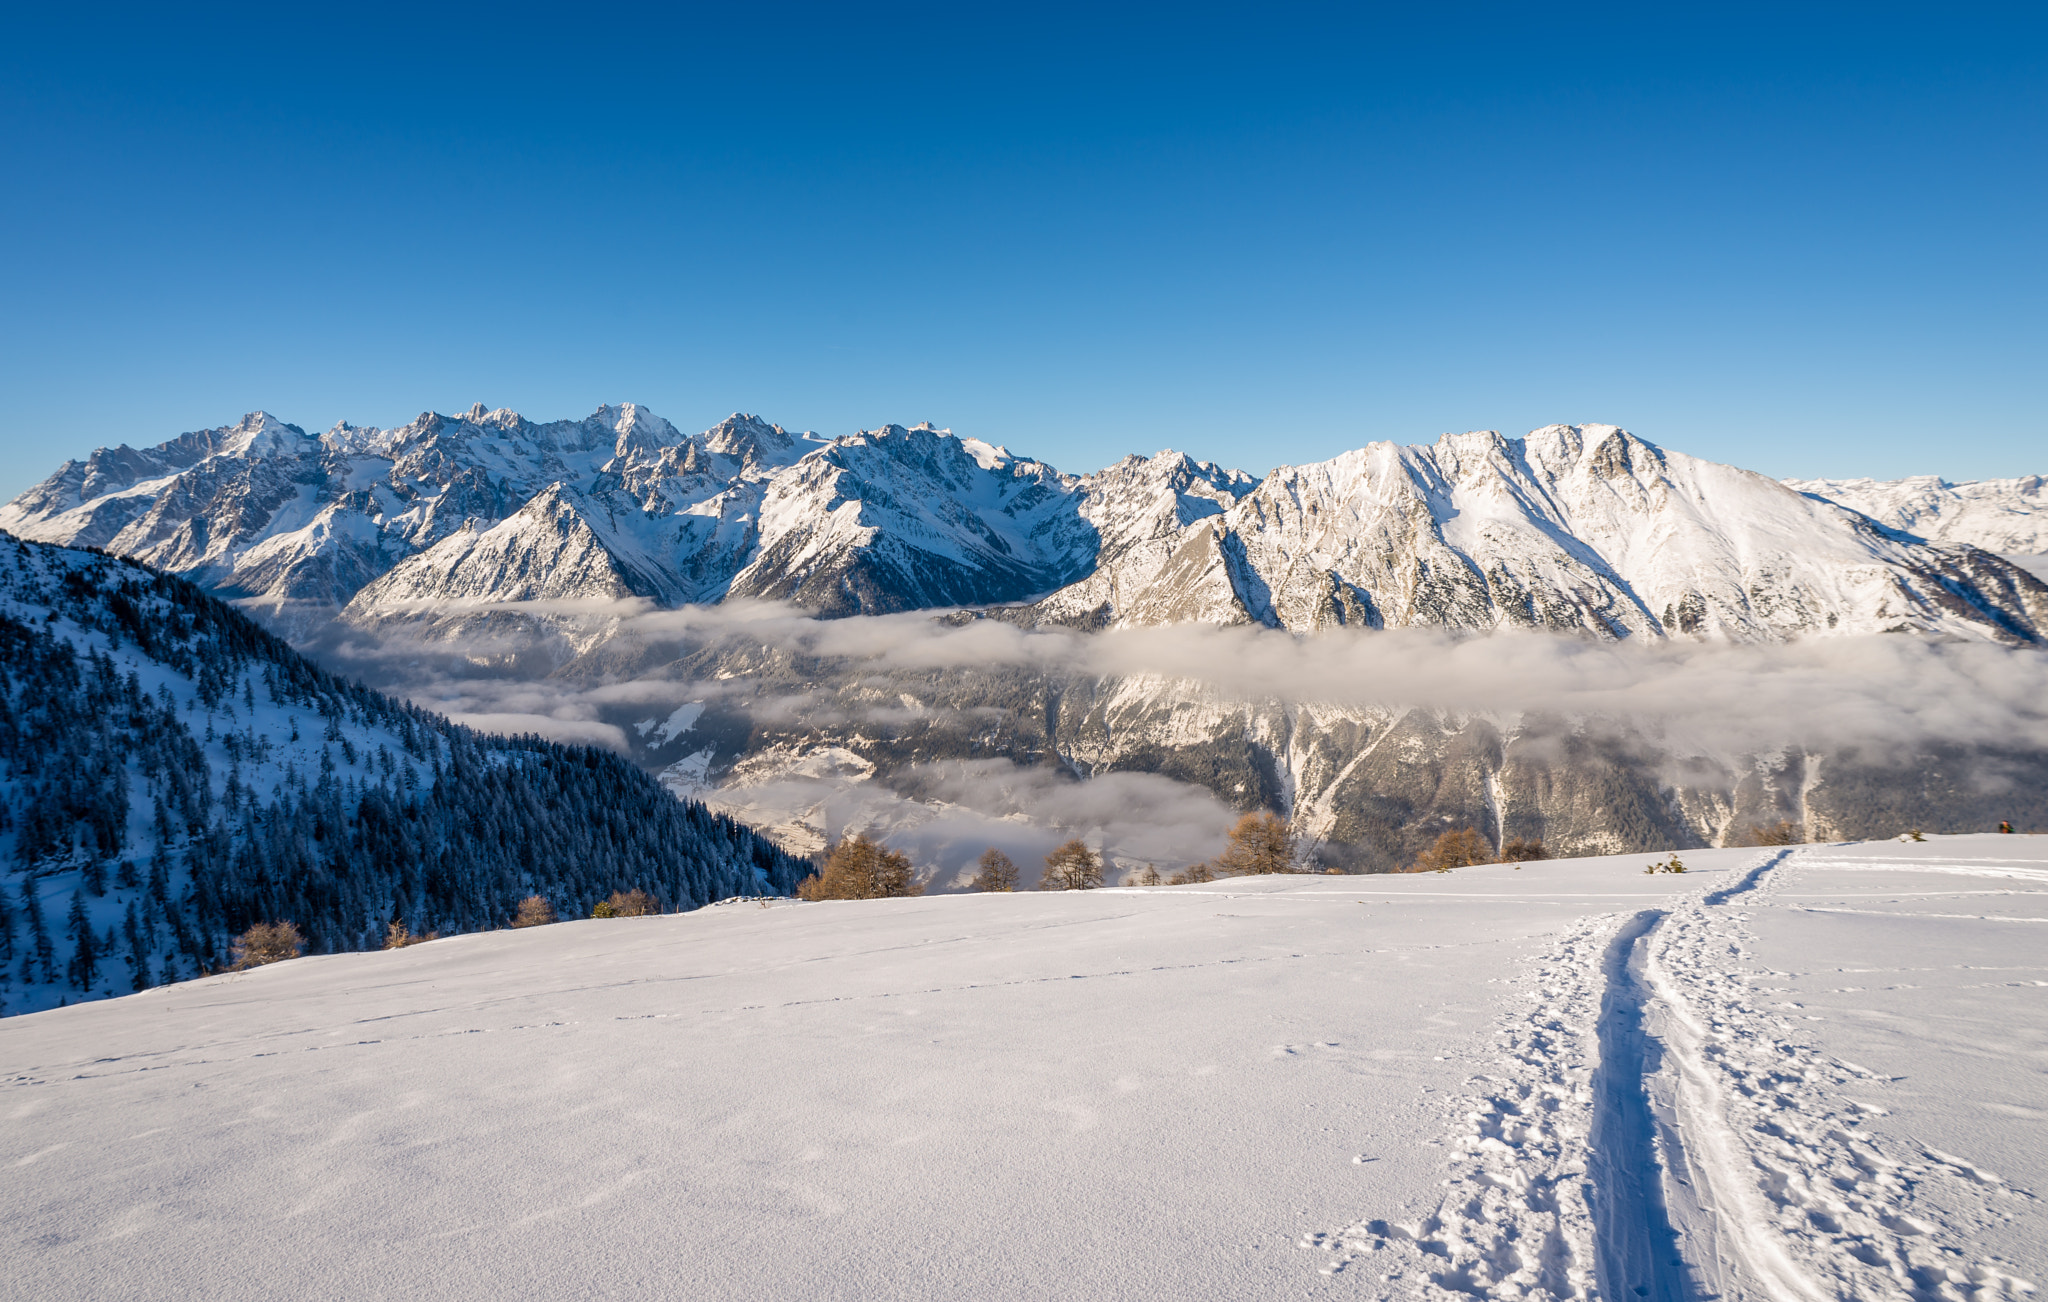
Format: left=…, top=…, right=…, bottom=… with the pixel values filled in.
left=1166, top=861, right=1215, bottom=885
left=1410, top=828, right=1493, bottom=873
left=1740, top=820, right=1803, bottom=847
left=593, top=889, right=661, bottom=918
left=383, top=921, right=437, bottom=948
left=1643, top=853, right=1686, bottom=875
left=231, top=921, right=303, bottom=969
left=1500, top=838, right=1548, bottom=864
left=512, top=896, right=556, bottom=927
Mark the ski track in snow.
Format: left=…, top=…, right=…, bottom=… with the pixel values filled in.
left=1303, top=849, right=2041, bottom=1301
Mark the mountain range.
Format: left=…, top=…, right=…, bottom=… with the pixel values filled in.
left=5, top=404, right=2045, bottom=873
left=6, top=404, right=2044, bottom=649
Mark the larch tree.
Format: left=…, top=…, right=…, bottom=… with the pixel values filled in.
left=1215, top=812, right=1296, bottom=876
left=970, top=848, right=1019, bottom=892
left=798, top=833, right=923, bottom=901
left=1040, top=840, right=1103, bottom=891
left=1410, top=828, right=1493, bottom=873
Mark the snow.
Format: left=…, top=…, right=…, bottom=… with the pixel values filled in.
left=5, top=836, right=2041, bottom=1299
left=1790, top=474, right=2048, bottom=555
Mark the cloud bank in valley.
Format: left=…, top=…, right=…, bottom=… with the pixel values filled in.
left=318, top=598, right=2048, bottom=876
left=347, top=598, right=2048, bottom=753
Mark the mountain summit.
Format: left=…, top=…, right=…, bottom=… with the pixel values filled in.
left=3, top=406, right=2042, bottom=646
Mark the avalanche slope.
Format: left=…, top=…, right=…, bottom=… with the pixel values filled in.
left=4, top=836, right=2041, bottom=1300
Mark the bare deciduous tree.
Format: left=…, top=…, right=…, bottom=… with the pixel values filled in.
left=1040, top=840, right=1103, bottom=891
left=798, top=833, right=923, bottom=901
left=970, top=848, right=1019, bottom=892
left=1409, top=828, right=1493, bottom=873
left=1215, top=812, right=1296, bottom=876
left=231, top=921, right=303, bottom=970
left=594, top=888, right=661, bottom=917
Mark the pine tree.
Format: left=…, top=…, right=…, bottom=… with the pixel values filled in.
left=1040, top=840, right=1103, bottom=891
left=23, top=882, right=54, bottom=983
left=124, top=899, right=150, bottom=991
left=66, top=890, right=97, bottom=990
left=969, top=847, right=1019, bottom=892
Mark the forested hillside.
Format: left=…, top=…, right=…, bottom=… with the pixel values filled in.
left=0, top=533, right=805, bottom=1015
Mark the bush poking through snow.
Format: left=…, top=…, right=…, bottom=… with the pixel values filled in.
left=230, top=921, right=303, bottom=970
left=1740, top=819, right=1804, bottom=846
left=382, top=921, right=437, bottom=948
left=1040, top=840, right=1104, bottom=891
left=1166, top=861, right=1216, bottom=885
left=1643, top=853, right=1686, bottom=875
left=970, top=848, right=1019, bottom=892
left=1409, top=828, right=1494, bottom=873
left=1215, top=812, right=1296, bottom=875
left=512, top=896, right=556, bottom=927
left=1500, top=837, right=1549, bottom=864
left=797, top=834, right=922, bottom=901
left=593, top=889, right=661, bottom=918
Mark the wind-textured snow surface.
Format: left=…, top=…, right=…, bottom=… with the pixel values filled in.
left=4, top=837, right=2040, bottom=1300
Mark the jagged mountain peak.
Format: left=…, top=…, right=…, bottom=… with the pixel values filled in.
left=5, top=405, right=2043, bottom=646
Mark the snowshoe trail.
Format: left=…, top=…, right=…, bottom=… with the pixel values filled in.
left=1303, top=849, right=2039, bottom=1300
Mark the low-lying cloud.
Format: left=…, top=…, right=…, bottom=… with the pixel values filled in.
left=316, top=598, right=2048, bottom=874
left=346, top=597, right=2048, bottom=756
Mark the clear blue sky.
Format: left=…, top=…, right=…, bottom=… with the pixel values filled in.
left=1, top=3, right=2041, bottom=499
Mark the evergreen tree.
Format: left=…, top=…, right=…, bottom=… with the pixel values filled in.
left=65, top=890, right=97, bottom=990
left=23, top=882, right=53, bottom=983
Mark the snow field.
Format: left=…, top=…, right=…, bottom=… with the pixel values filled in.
left=4, top=840, right=2043, bottom=1300
left=1301, top=839, right=2045, bottom=1301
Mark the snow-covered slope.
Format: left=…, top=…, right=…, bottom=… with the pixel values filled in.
left=0, top=535, right=805, bottom=1015
left=5, top=838, right=2041, bottom=1300
left=1790, top=472, right=2048, bottom=557
left=1025, top=425, right=2048, bottom=644
left=9, top=405, right=2040, bottom=646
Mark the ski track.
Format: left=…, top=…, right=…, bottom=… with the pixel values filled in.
left=1302, top=849, right=2041, bottom=1300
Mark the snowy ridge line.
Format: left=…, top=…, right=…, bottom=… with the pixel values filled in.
left=1643, top=850, right=2038, bottom=1301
